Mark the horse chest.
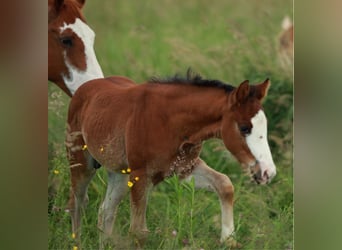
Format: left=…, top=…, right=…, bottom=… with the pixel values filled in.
left=167, top=142, right=202, bottom=179
left=169, top=153, right=196, bottom=178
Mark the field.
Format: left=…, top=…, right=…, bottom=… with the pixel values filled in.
left=48, top=0, right=293, bottom=249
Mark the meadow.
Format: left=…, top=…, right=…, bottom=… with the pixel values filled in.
left=48, top=0, right=293, bottom=249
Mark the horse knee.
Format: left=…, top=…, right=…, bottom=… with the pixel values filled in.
left=217, top=175, right=234, bottom=202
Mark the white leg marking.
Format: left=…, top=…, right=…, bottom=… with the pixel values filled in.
left=98, top=171, right=129, bottom=236
left=70, top=163, right=82, bottom=169
left=184, top=159, right=235, bottom=242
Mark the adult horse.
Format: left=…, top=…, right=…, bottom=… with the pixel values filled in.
left=48, top=0, right=137, bottom=245
left=67, top=70, right=277, bottom=248
left=48, top=0, right=113, bottom=222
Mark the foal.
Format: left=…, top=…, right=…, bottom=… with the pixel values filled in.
left=67, top=71, right=276, bottom=247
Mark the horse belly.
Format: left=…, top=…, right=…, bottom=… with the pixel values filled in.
left=84, top=131, right=128, bottom=171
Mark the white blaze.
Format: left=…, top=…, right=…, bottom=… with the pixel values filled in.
left=246, top=110, right=276, bottom=181
left=60, top=18, right=104, bottom=95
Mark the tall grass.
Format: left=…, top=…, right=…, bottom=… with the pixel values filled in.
left=48, top=0, right=293, bottom=249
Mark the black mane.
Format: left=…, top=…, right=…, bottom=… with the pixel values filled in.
left=149, top=69, right=235, bottom=93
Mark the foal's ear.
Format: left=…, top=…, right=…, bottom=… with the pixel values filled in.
left=52, top=0, right=64, bottom=12
left=233, top=80, right=250, bottom=104
left=48, top=0, right=64, bottom=21
left=255, top=78, right=271, bottom=101
left=76, top=0, right=86, bottom=8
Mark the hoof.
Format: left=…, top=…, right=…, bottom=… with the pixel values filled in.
left=223, top=237, right=242, bottom=249
left=129, top=229, right=150, bottom=248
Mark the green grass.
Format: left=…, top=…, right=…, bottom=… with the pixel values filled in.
left=48, top=0, right=293, bottom=249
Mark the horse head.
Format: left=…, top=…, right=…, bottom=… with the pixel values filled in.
left=222, top=79, right=276, bottom=184
left=48, top=0, right=103, bottom=96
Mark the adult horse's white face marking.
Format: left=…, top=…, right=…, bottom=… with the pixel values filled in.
left=60, top=18, right=104, bottom=95
left=246, top=109, right=276, bottom=183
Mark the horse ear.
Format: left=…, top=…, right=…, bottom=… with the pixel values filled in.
left=55, top=0, right=64, bottom=11
left=76, top=0, right=86, bottom=8
left=233, top=80, right=250, bottom=104
left=48, top=0, right=64, bottom=21
left=255, top=78, right=271, bottom=101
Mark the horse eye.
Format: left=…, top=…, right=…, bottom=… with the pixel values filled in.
left=239, top=125, right=251, bottom=135
left=60, top=37, right=73, bottom=47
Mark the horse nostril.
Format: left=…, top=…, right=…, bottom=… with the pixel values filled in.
left=263, top=170, right=269, bottom=180
left=252, top=174, right=260, bottom=184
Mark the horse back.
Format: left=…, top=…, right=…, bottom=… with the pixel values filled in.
left=68, top=76, right=138, bottom=130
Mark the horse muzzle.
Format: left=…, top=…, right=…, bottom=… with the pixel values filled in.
left=249, top=160, right=276, bottom=185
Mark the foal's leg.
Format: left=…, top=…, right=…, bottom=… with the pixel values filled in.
left=129, top=170, right=152, bottom=247
left=65, top=131, right=97, bottom=241
left=184, top=158, right=238, bottom=245
left=98, top=171, right=129, bottom=248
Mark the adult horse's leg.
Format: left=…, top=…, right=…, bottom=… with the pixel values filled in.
left=98, top=171, right=129, bottom=249
left=65, top=129, right=97, bottom=243
left=129, top=169, right=152, bottom=247
left=184, top=158, right=239, bottom=247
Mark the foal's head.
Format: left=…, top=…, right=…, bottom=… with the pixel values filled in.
left=222, top=79, right=276, bottom=184
left=48, top=0, right=103, bottom=96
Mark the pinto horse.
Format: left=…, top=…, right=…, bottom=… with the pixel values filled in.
left=48, top=0, right=109, bottom=215
left=48, top=0, right=104, bottom=96
left=67, top=70, right=277, bottom=248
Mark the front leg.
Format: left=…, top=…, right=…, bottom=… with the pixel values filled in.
left=129, top=169, right=152, bottom=247
left=184, top=158, right=239, bottom=247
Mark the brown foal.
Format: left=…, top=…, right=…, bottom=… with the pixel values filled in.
left=67, top=71, right=276, bottom=248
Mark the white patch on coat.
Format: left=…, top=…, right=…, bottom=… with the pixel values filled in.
left=60, top=18, right=104, bottom=95
left=246, top=110, right=276, bottom=181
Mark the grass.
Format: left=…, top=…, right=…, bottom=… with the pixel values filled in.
left=48, top=0, right=293, bottom=249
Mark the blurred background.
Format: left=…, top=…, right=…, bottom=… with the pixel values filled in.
left=48, top=0, right=293, bottom=249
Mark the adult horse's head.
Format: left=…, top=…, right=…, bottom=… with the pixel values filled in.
left=222, top=79, right=276, bottom=184
left=48, top=0, right=103, bottom=96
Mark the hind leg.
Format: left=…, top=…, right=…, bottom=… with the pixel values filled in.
left=65, top=131, right=97, bottom=242
left=98, top=171, right=129, bottom=249
left=129, top=169, right=152, bottom=247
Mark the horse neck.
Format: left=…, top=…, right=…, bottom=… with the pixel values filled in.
left=49, top=55, right=104, bottom=97
left=49, top=78, right=73, bottom=97
left=165, top=86, right=229, bottom=143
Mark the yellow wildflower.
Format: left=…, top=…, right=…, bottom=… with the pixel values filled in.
left=73, top=246, right=78, bottom=250
left=100, top=146, right=104, bottom=152
left=127, top=168, right=131, bottom=173
left=127, top=181, right=134, bottom=188
left=121, top=169, right=126, bottom=174
left=71, top=233, right=76, bottom=239
left=53, top=170, right=59, bottom=175
left=134, top=177, right=139, bottom=181
left=82, top=145, right=87, bottom=150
